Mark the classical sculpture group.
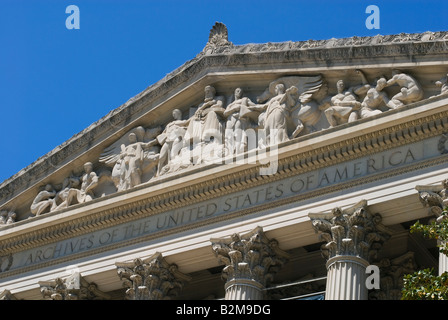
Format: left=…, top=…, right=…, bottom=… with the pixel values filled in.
left=28, top=68, right=446, bottom=217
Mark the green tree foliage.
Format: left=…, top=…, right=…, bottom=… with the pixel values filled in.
left=401, top=208, right=448, bottom=300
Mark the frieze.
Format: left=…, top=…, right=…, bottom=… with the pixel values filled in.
left=0, top=105, right=447, bottom=234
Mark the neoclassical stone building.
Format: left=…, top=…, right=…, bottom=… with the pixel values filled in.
left=1, top=23, right=447, bottom=300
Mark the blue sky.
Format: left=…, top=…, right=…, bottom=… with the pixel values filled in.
left=0, top=0, right=447, bottom=183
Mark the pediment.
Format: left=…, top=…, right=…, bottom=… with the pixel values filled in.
left=1, top=23, right=448, bottom=241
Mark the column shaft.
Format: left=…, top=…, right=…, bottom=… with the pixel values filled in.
left=225, top=279, right=264, bottom=300
left=325, top=256, right=369, bottom=300
left=439, top=241, right=448, bottom=276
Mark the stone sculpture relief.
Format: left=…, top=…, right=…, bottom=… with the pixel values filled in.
left=224, top=87, right=258, bottom=155
left=0, top=210, right=16, bottom=225
left=24, top=68, right=437, bottom=219
left=30, top=162, right=101, bottom=216
left=435, top=73, right=448, bottom=96
left=30, top=184, right=57, bottom=216
left=99, top=126, right=161, bottom=191
left=415, top=178, right=448, bottom=219
left=360, top=77, right=399, bottom=119
left=157, top=109, right=190, bottom=176
left=385, top=70, right=424, bottom=107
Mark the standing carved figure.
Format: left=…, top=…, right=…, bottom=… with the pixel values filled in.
left=385, top=70, right=424, bottom=106
left=50, top=175, right=80, bottom=212
left=157, top=109, right=190, bottom=176
left=114, top=133, right=158, bottom=191
left=252, top=84, right=299, bottom=146
left=76, top=162, right=98, bottom=203
left=224, top=87, right=258, bottom=155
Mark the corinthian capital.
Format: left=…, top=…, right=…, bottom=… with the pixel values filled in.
left=308, top=200, right=391, bottom=262
left=38, top=272, right=110, bottom=300
left=115, top=252, right=191, bottom=300
left=210, top=226, right=290, bottom=287
left=415, top=178, right=448, bottom=220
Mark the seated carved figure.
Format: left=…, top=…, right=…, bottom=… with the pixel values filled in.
left=360, top=77, right=399, bottom=119
left=0, top=210, right=16, bottom=225
left=50, top=176, right=80, bottom=212
left=385, top=70, right=424, bottom=106
left=31, top=184, right=57, bottom=216
left=50, top=162, right=99, bottom=212
left=185, top=85, right=226, bottom=145
left=324, top=80, right=362, bottom=127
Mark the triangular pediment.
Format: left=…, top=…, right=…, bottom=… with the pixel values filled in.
left=0, top=24, right=447, bottom=282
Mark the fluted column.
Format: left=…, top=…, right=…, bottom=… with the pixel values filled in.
left=439, top=240, right=448, bottom=275
left=416, top=179, right=448, bottom=275
left=211, top=226, right=290, bottom=300
left=309, top=200, right=390, bottom=300
left=115, top=252, right=191, bottom=300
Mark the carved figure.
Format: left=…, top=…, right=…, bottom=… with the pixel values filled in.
left=113, top=133, right=158, bottom=191
left=224, top=87, right=258, bottom=154
left=323, top=79, right=363, bottom=127
left=415, top=178, right=448, bottom=218
left=385, top=70, right=424, bottom=106
left=185, top=85, right=226, bottom=145
left=435, top=73, right=448, bottom=96
left=360, top=77, right=399, bottom=119
left=100, top=126, right=161, bottom=189
left=157, top=109, right=190, bottom=176
left=31, top=184, right=56, bottom=216
left=50, top=175, right=80, bottom=211
left=252, top=83, right=299, bottom=146
left=0, top=210, right=16, bottom=225
left=77, top=162, right=98, bottom=203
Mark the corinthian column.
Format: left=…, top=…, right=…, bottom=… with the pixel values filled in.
left=309, top=200, right=390, bottom=300
left=210, top=226, right=290, bottom=300
left=416, top=179, right=448, bottom=275
left=115, top=252, right=191, bottom=300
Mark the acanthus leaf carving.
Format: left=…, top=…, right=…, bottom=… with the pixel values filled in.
left=38, top=272, right=111, bottom=300
left=309, top=200, right=391, bottom=262
left=115, top=252, right=191, bottom=300
left=210, top=226, right=290, bottom=287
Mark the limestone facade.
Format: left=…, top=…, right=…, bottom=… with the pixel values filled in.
left=0, top=23, right=447, bottom=300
